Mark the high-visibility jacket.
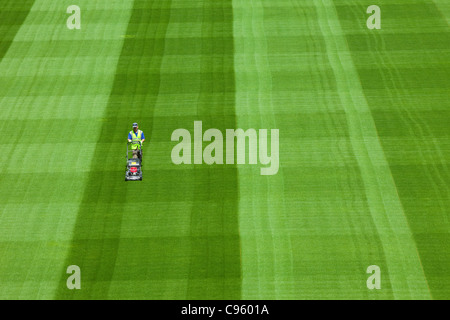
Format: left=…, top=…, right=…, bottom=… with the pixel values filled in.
left=129, top=130, right=143, bottom=150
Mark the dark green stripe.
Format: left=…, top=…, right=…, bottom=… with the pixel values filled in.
left=168, top=0, right=241, bottom=299
left=56, top=0, right=172, bottom=299
left=0, top=0, right=35, bottom=60
left=189, top=0, right=240, bottom=299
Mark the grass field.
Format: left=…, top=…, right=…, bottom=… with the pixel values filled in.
left=0, top=0, right=448, bottom=300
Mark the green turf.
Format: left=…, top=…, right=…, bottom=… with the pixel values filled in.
left=335, top=0, right=450, bottom=299
left=0, top=0, right=448, bottom=300
left=56, top=0, right=241, bottom=299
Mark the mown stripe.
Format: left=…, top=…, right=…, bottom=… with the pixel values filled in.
left=185, top=0, right=241, bottom=299
left=233, top=0, right=295, bottom=299
left=56, top=0, right=172, bottom=299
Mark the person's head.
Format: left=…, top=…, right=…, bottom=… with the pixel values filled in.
left=132, top=122, right=138, bottom=132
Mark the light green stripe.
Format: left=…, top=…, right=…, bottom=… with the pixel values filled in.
left=234, top=0, right=295, bottom=299
left=0, top=0, right=133, bottom=299
left=314, top=0, right=431, bottom=299
left=432, top=0, right=450, bottom=25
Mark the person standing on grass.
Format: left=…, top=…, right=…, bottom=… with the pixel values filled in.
left=128, top=122, right=145, bottom=160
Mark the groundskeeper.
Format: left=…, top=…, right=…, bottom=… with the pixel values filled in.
left=128, top=122, right=145, bottom=159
